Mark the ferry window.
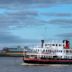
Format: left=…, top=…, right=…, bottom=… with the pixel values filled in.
left=45, top=44, right=47, bottom=46
left=66, top=50, right=69, bottom=53
left=63, top=44, right=64, bottom=47
left=56, top=50, right=58, bottom=52
left=42, top=50, right=45, bottom=52
left=70, top=50, right=72, bottom=53
left=52, top=44, right=55, bottom=46
left=48, top=50, right=51, bottom=53
left=66, top=56, right=68, bottom=58
left=60, top=56, right=62, bottom=58
left=58, top=50, right=60, bottom=52
left=45, top=44, right=50, bottom=46
left=46, top=50, right=48, bottom=52
left=58, top=50, right=62, bottom=52
left=36, top=49, right=39, bottom=52
left=60, top=50, right=62, bottom=52
left=59, top=44, right=61, bottom=46
left=37, top=49, right=39, bottom=52
left=56, top=44, right=57, bottom=46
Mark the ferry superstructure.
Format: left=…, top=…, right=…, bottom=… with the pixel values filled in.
left=23, top=40, right=72, bottom=64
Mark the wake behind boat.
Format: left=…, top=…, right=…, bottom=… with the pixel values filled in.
left=23, top=40, right=72, bottom=64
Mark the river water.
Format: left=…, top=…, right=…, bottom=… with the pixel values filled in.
left=0, top=57, right=72, bottom=72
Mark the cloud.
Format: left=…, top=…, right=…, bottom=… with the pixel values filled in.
left=0, top=10, right=46, bottom=30
left=0, top=0, right=58, bottom=4
left=0, top=30, right=40, bottom=43
left=49, top=19, right=72, bottom=24
left=0, top=0, right=72, bottom=47
left=8, top=11, right=38, bottom=16
left=0, top=31, right=24, bottom=43
left=56, top=33, right=72, bottom=40
left=5, top=0, right=72, bottom=4
left=60, top=25, right=72, bottom=28
left=0, top=7, right=46, bottom=44
left=42, top=13, right=72, bottom=17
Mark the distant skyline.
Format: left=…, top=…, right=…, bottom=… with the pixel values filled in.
left=0, top=0, right=72, bottom=48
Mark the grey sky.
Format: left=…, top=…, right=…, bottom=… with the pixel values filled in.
left=0, top=0, right=72, bottom=48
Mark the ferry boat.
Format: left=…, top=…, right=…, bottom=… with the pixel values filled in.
left=23, top=40, right=72, bottom=64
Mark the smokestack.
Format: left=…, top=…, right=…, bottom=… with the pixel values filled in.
left=63, top=40, right=70, bottom=49
left=41, top=40, right=44, bottom=48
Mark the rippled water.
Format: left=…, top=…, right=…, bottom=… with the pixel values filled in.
left=0, top=57, right=72, bottom=72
